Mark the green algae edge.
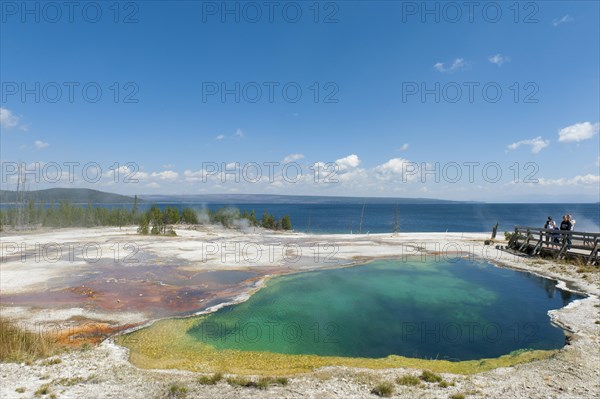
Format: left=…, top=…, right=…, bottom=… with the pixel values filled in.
left=116, top=316, right=556, bottom=376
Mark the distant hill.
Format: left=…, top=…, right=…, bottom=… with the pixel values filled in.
left=0, top=188, right=139, bottom=204
left=139, top=194, right=475, bottom=204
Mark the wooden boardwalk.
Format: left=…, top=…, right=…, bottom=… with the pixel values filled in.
left=507, top=226, right=599, bottom=265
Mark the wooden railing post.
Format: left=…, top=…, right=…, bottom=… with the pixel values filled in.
left=556, top=231, right=569, bottom=259
left=508, top=226, right=519, bottom=248
left=588, top=238, right=599, bottom=265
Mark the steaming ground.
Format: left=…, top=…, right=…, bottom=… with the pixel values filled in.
left=0, top=225, right=599, bottom=399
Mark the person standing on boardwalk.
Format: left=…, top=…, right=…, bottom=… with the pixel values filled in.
left=544, top=217, right=557, bottom=244
left=560, top=215, right=573, bottom=249
left=567, top=214, right=576, bottom=230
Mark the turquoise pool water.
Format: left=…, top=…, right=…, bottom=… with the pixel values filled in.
left=188, top=259, right=582, bottom=361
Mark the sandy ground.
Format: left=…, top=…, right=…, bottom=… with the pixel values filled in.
left=1, top=225, right=599, bottom=399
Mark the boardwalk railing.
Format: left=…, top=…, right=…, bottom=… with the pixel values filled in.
left=507, top=226, right=599, bottom=265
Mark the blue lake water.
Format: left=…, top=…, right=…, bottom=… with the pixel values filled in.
left=3, top=202, right=598, bottom=233
left=137, top=202, right=599, bottom=233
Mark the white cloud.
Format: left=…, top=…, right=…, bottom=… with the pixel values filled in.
left=184, top=169, right=213, bottom=182
left=335, top=154, right=361, bottom=170
left=0, top=108, right=20, bottom=129
left=234, top=128, right=245, bottom=139
left=214, top=129, right=244, bottom=140
left=146, top=182, right=160, bottom=189
left=434, top=58, right=466, bottom=73
left=553, top=14, right=573, bottom=27
left=283, top=153, right=304, bottom=163
left=557, top=122, right=599, bottom=143
left=489, top=54, right=510, bottom=66
left=375, top=157, right=412, bottom=174
left=398, top=143, right=409, bottom=152
left=538, top=174, right=599, bottom=186
left=433, top=62, right=445, bottom=72
left=105, top=165, right=148, bottom=181
left=34, top=140, right=49, bottom=149
left=150, top=170, right=179, bottom=181
left=507, top=136, right=549, bottom=154
left=451, top=58, right=465, bottom=70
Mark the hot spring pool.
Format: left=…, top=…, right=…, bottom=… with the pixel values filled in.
left=118, top=258, right=583, bottom=373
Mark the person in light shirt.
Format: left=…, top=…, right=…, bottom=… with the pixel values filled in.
left=544, top=216, right=557, bottom=244
left=567, top=214, right=576, bottom=230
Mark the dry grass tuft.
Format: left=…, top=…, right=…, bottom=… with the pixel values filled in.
left=0, top=317, right=58, bottom=363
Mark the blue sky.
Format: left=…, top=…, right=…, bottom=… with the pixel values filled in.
left=1, top=1, right=599, bottom=202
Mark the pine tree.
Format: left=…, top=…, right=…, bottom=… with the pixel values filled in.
left=131, top=195, right=139, bottom=218
left=281, top=215, right=292, bottom=230
left=137, top=214, right=149, bottom=234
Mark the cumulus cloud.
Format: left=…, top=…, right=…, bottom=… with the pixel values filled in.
left=507, top=136, right=549, bottom=154
left=34, top=140, right=49, bottom=149
left=150, top=170, right=179, bottom=181
left=398, top=143, right=409, bottom=152
left=215, top=134, right=225, bottom=140
left=489, top=54, right=510, bottom=66
left=0, top=108, right=20, bottom=129
left=557, top=122, right=599, bottom=142
left=434, top=58, right=466, bottom=73
left=553, top=14, right=573, bottom=27
left=375, top=157, right=412, bottom=174
left=283, top=153, right=304, bottom=163
left=335, top=154, right=361, bottom=170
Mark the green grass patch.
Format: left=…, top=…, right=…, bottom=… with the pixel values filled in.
left=257, top=377, right=272, bottom=390
left=34, top=383, right=52, bottom=397
left=274, top=377, right=289, bottom=386
left=53, top=376, right=86, bottom=386
left=420, top=370, right=443, bottom=383
left=226, top=376, right=257, bottom=388
left=396, top=374, right=421, bottom=386
left=371, top=381, right=395, bottom=397
left=167, top=382, right=188, bottom=398
left=258, top=376, right=290, bottom=388
left=197, top=372, right=222, bottom=385
left=40, top=358, right=62, bottom=366
left=225, top=375, right=288, bottom=389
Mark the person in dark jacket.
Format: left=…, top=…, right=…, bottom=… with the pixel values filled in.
left=559, top=215, right=573, bottom=249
